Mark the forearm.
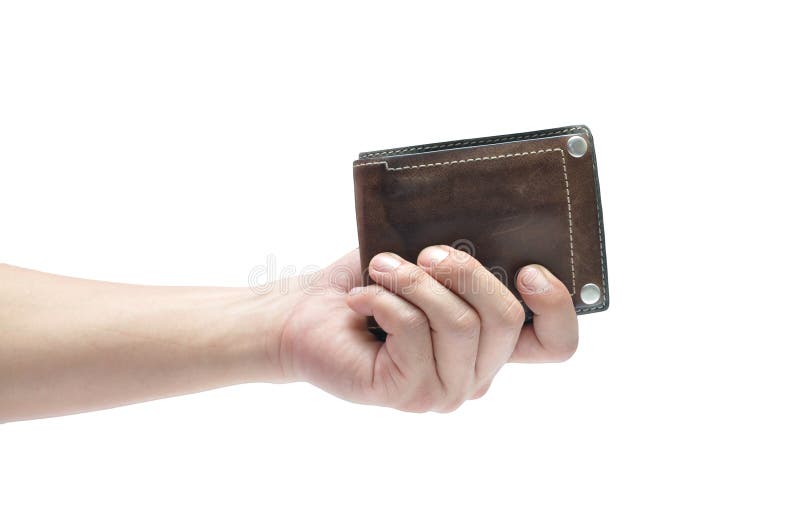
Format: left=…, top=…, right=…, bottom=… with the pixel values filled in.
left=0, top=264, right=289, bottom=422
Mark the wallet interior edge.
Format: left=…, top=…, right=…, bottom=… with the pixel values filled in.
left=358, top=124, right=591, bottom=160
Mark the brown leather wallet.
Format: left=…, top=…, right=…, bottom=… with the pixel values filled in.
left=353, top=125, right=608, bottom=335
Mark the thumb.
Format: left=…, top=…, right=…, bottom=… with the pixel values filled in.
left=511, top=265, right=579, bottom=363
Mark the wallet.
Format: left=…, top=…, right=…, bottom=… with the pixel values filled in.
left=353, top=125, right=608, bottom=335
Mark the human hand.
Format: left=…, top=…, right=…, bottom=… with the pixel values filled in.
left=276, top=246, right=578, bottom=413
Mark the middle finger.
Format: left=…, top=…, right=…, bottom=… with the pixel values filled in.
left=369, top=252, right=480, bottom=410
left=416, top=245, right=525, bottom=381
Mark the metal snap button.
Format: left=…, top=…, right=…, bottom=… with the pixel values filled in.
left=567, top=136, right=588, bottom=158
left=580, top=283, right=601, bottom=305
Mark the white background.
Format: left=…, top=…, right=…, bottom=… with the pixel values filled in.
left=1, top=1, right=798, bottom=530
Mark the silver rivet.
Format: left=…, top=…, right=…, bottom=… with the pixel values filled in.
left=580, top=283, right=601, bottom=305
left=567, top=136, right=588, bottom=158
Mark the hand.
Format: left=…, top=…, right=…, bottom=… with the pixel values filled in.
left=276, top=246, right=579, bottom=413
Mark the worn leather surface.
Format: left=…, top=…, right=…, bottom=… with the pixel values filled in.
left=353, top=125, right=608, bottom=333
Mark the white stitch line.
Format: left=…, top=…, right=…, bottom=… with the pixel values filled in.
left=575, top=181, right=608, bottom=313
left=557, top=149, right=577, bottom=295
left=356, top=147, right=558, bottom=171
left=576, top=200, right=608, bottom=313
left=361, top=126, right=586, bottom=158
left=354, top=148, right=577, bottom=295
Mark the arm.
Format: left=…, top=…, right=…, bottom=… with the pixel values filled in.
left=1, top=246, right=579, bottom=422
left=0, top=264, right=292, bottom=422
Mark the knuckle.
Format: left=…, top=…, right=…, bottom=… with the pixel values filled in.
left=398, top=307, right=428, bottom=331
left=471, top=382, right=492, bottom=400
left=450, top=306, right=480, bottom=336
left=549, top=340, right=579, bottom=362
left=435, top=397, right=466, bottom=414
left=402, top=388, right=439, bottom=413
left=499, top=298, right=526, bottom=328
left=436, top=401, right=461, bottom=414
left=435, top=386, right=471, bottom=413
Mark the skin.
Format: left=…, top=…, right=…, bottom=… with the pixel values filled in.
left=0, top=246, right=578, bottom=422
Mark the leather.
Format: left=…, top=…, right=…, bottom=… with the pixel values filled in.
left=353, top=125, right=609, bottom=335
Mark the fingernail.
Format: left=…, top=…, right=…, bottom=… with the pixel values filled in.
left=371, top=253, right=402, bottom=273
left=520, top=265, right=551, bottom=293
left=418, top=245, right=449, bottom=267
left=348, top=286, right=366, bottom=296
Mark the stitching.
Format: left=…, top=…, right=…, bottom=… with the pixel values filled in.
left=354, top=148, right=576, bottom=296
left=577, top=182, right=609, bottom=313
left=360, top=126, right=587, bottom=158
left=557, top=149, right=577, bottom=295
left=595, top=202, right=608, bottom=310
left=356, top=147, right=558, bottom=171
left=575, top=172, right=608, bottom=314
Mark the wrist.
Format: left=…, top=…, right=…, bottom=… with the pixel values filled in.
left=230, top=280, right=304, bottom=384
